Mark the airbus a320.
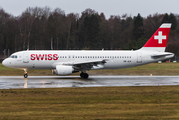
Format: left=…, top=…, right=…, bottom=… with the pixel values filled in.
left=2, top=23, right=174, bottom=79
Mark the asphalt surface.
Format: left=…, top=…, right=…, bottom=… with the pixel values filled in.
left=1, top=76, right=179, bottom=89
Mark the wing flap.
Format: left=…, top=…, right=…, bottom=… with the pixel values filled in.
left=73, top=59, right=106, bottom=65
left=73, top=59, right=106, bottom=70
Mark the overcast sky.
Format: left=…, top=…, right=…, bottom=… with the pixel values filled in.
left=0, top=0, right=178, bottom=19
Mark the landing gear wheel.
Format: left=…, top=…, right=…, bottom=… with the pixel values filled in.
left=80, top=72, right=89, bottom=79
left=24, top=69, right=28, bottom=78
left=24, top=74, right=28, bottom=78
left=80, top=72, right=84, bottom=78
left=83, top=73, right=89, bottom=79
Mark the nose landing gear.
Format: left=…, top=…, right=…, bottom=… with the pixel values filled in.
left=24, top=69, right=28, bottom=78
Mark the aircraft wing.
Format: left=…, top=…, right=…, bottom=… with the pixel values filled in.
left=52, top=59, right=107, bottom=70
left=72, top=59, right=107, bottom=70
left=73, top=59, right=106, bottom=65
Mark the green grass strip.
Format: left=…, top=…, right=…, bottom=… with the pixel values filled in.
left=1, top=86, right=179, bottom=119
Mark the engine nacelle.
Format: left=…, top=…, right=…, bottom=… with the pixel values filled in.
left=52, top=65, right=74, bottom=76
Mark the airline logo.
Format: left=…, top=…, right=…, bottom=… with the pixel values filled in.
left=31, top=54, right=58, bottom=61
left=154, top=31, right=166, bottom=44
left=143, top=23, right=171, bottom=47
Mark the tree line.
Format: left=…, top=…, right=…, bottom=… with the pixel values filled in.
left=0, top=7, right=179, bottom=57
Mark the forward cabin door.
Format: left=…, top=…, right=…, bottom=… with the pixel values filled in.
left=23, top=52, right=29, bottom=63
left=137, top=52, right=142, bottom=63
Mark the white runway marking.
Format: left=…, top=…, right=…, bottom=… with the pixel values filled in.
left=0, top=76, right=179, bottom=89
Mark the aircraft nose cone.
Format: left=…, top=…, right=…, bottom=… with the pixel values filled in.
left=2, top=59, right=7, bottom=67
left=2, top=59, right=5, bottom=66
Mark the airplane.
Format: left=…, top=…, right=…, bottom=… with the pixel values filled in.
left=2, top=23, right=174, bottom=79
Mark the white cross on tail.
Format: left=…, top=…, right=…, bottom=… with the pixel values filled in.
left=154, top=31, right=166, bottom=44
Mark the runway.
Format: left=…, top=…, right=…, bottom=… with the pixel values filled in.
left=1, top=76, right=179, bottom=89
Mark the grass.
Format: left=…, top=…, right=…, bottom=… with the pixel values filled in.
left=1, top=86, right=179, bottom=119
left=0, top=62, right=179, bottom=76
left=1, top=63, right=179, bottom=119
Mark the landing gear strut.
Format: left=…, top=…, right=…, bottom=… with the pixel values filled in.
left=80, top=72, right=89, bottom=79
left=24, top=69, right=28, bottom=78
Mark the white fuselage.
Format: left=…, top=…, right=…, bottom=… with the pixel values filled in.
left=1, top=23, right=174, bottom=79
left=2, top=50, right=174, bottom=70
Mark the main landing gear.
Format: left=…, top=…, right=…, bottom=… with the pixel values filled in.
left=24, top=69, right=28, bottom=78
left=80, top=72, right=89, bottom=79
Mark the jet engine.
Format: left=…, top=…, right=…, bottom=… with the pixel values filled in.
left=52, top=65, right=74, bottom=75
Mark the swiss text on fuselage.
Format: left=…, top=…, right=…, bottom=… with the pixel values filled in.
left=31, top=54, right=58, bottom=61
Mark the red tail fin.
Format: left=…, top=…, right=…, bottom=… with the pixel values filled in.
left=140, top=23, right=171, bottom=52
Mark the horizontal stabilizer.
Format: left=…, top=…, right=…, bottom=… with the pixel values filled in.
left=151, top=53, right=174, bottom=59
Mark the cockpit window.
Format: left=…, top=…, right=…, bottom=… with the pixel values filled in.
left=9, top=55, right=18, bottom=59
left=9, top=55, right=13, bottom=58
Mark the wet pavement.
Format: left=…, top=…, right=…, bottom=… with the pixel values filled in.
left=1, top=76, right=179, bottom=89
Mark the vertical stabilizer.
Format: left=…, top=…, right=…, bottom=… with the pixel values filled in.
left=139, top=23, right=171, bottom=52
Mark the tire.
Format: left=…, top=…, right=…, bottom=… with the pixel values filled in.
left=83, top=73, right=89, bottom=79
left=80, top=72, right=89, bottom=79
left=80, top=72, right=84, bottom=78
left=24, top=74, right=28, bottom=78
